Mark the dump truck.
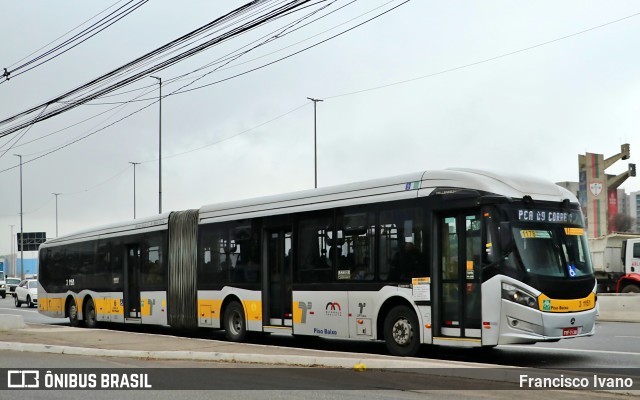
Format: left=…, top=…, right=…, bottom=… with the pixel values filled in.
left=589, top=233, right=640, bottom=293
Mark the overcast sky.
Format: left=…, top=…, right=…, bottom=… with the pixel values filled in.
left=0, top=0, right=639, bottom=258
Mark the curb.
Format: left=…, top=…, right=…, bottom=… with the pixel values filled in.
left=0, top=340, right=476, bottom=369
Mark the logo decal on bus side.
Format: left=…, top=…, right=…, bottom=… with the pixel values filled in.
left=325, top=302, right=342, bottom=317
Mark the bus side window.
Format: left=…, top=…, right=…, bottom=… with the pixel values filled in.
left=296, top=215, right=333, bottom=283
left=379, top=207, right=424, bottom=281
left=336, top=210, right=375, bottom=281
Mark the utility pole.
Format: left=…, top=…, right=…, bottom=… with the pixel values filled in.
left=52, top=193, right=60, bottom=237
left=307, top=97, right=323, bottom=188
left=14, top=154, right=24, bottom=280
left=129, top=162, right=141, bottom=219
left=150, top=76, right=162, bottom=214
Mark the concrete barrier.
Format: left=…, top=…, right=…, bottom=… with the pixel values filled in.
left=597, top=294, right=640, bottom=323
left=0, top=314, right=27, bottom=330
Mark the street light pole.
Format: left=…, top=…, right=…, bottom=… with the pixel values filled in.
left=129, top=162, right=141, bottom=219
left=9, top=225, right=14, bottom=276
left=150, top=76, right=162, bottom=214
left=307, top=97, right=323, bottom=189
left=14, top=154, right=24, bottom=280
left=52, top=193, right=60, bottom=237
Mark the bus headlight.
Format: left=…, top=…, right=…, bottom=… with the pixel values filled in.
left=502, top=283, right=538, bottom=309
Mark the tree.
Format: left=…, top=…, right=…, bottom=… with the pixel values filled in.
left=609, top=213, right=636, bottom=233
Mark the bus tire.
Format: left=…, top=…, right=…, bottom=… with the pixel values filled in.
left=223, top=301, right=247, bottom=342
left=67, top=299, right=81, bottom=327
left=383, top=305, right=421, bottom=357
left=84, top=298, right=98, bottom=329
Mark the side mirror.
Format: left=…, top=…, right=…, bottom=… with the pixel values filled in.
left=499, top=221, right=514, bottom=252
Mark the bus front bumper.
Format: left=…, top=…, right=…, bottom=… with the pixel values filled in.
left=498, top=300, right=597, bottom=345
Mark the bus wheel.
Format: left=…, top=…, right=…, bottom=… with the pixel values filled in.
left=67, top=300, right=80, bottom=327
left=223, top=301, right=247, bottom=342
left=84, top=298, right=98, bottom=329
left=384, top=305, right=421, bottom=357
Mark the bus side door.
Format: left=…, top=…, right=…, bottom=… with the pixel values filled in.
left=437, top=212, right=482, bottom=339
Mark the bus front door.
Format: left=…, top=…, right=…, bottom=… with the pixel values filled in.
left=437, top=213, right=482, bottom=339
left=124, top=244, right=141, bottom=320
left=264, top=229, right=293, bottom=328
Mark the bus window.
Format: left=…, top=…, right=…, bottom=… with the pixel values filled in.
left=296, top=215, right=333, bottom=283
left=198, top=225, right=225, bottom=285
left=141, top=233, right=165, bottom=287
left=336, top=210, right=374, bottom=281
left=230, top=221, right=261, bottom=283
left=380, top=207, right=424, bottom=281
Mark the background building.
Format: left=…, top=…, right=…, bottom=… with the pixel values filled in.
left=631, top=191, right=640, bottom=233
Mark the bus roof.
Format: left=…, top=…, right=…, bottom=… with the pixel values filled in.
left=42, top=168, right=576, bottom=246
left=198, top=168, right=577, bottom=223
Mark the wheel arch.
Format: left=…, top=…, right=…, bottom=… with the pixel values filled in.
left=617, top=273, right=640, bottom=293
left=376, top=295, right=420, bottom=341
left=221, top=294, right=245, bottom=321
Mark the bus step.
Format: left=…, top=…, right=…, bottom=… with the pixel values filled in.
left=263, top=326, right=293, bottom=335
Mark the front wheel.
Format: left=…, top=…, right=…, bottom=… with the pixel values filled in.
left=223, top=301, right=247, bottom=342
left=14, top=295, right=21, bottom=308
left=27, top=296, right=36, bottom=308
left=383, top=305, right=421, bottom=357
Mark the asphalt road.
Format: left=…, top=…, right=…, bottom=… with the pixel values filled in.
left=1, top=296, right=638, bottom=369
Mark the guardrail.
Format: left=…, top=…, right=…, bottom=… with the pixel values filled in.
left=597, top=293, right=640, bottom=323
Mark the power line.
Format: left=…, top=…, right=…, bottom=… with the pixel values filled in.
left=2, top=0, right=148, bottom=83
left=0, top=0, right=317, bottom=138
left=0, top=0, right=408, bottom=175
left=324, top=10, right=640, bottom=100
left=6, top=0, right=126, bottom=69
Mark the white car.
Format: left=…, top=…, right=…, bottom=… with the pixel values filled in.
left=14, top=279, right=38, bottom=308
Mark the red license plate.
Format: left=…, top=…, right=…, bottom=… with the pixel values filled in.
left=562, top=327, right=578, bottom=337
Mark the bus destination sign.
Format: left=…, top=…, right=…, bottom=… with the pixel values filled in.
left=515, top=209, right=582, bottom=225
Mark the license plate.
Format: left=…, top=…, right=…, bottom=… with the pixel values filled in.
left=562, top=327, right=579, bottom=337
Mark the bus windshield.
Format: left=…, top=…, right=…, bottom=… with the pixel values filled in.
left=512, top=226, right=593, bottom=278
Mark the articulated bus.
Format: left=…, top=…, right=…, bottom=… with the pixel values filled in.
left=38, top=169, right=597, bottom=356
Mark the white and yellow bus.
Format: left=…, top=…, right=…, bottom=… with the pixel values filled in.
left=38, top=168, right=597, bottom=356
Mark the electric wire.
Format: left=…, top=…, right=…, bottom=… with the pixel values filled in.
left=1, top=0, right=147, bottom=84
left=7, top=0, right=126, bottom=69
left=0, top=0, right=317, bottom=138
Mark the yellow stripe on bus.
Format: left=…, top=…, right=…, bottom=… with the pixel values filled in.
left=538, top=292, right=595, bottom=312
left=242, top=300, right=262, bottom=322
left=198, top=300, right=223, bottom=320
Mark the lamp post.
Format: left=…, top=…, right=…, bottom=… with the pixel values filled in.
left=150, top=76, right=162, bottom=214
left=52, top=193, right=60, bottom=237
left=129, top=162, right=140, bottom=219
left=307, top=97, right=323, bottom=189
left=9, top=225, right=15, bottom=276
left=14, top=154, right=24, bottom=280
